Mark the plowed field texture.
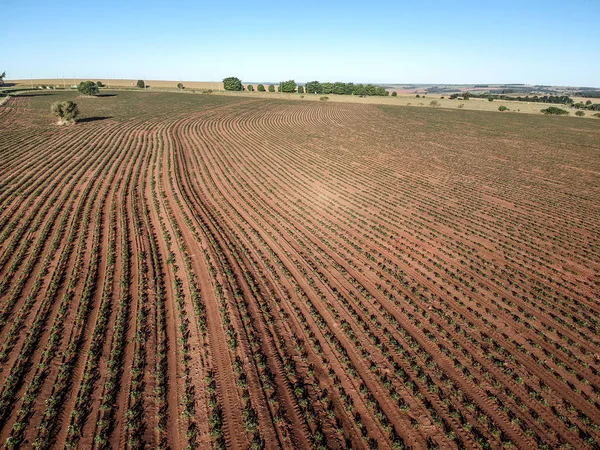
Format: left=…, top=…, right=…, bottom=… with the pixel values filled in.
left=0, top=90, right=599, bottom=450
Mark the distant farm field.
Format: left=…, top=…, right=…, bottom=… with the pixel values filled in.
left=0, top=91, right=599, bottom=449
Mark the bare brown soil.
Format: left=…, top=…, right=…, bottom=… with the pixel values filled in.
left=0, top=92, right=599, bottom=449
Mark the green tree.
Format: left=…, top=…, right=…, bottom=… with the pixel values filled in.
left=391, top=91, right=397, bottom=97
left=0, top=71, right=5, bottom=85
left=137, top=80, right=145, bottom=89
left=268, top=84, right=275, bottom=92
left=305, top=81, right=321, bottom=94
left=257, top=84, right=265, bottom=92
left=77, top=81, right=99, bottom=96
left=96, top=81, right=104, bottom=87
left=223, top=77, right=242, bottom=91
left=541, top=106, right=568, bottom=115
left=498, top=105, right=508, bottom=111
left=333, top=82, right=346, bottom=95
left=488, top=96, right=494, bottom=101
left=585, top=100, right=592, bottom=105
left=247, top=84, right=254, bottom=91
left=177, top=82, right=184, bottom=90
left=280, top=80, right=296, bottom=93
left=297, top=85, right=304, bottom=94
left=51, top=100, right=79, bottom=124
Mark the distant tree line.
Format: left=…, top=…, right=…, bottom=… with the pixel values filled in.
left=576, top=91, right=600, bottom=98
left=305, top=81, right=389, bottom=96
left=572, top=100, right=600, bottom=111
left=467, top=92, right=575, bottom=105
left=222, top=77, right=391, bottom=96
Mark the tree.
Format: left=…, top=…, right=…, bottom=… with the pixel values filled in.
left=391, top=91, right=397, bottom=97
left=257, top=84, right=265, bottom=92
left=0, top=71, right=5, bottom=85
left=280, top=80, right=296, bottom=92
left=223, top=77, right=242, bottom=91
left=487, top=96, right=494, bottom=102
left=177, top=82, right=184, bottom=90
left=575, top=111, right=585, bottom=116
left=51, top=100, right=79, bottom=124
left=585, top=100, right=592, bottom=105
left=77, top=81, right=99, bottom=96
left=297, top=86, right=304, bottom=94
left=247, top=84, right=254, bottom=91
left=137, top=80, right=145, bottom=89
left=268, top=84, right=275, bottom=92
left=96, top=81, right=104, bottom=88
left=305, top=81, right=321, bottom=94
left=498, top=105, right=508, bottom=111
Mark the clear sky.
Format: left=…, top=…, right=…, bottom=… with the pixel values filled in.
left=3, top=0, right=599, bottom=86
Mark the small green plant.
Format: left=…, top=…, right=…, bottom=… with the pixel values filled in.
left=498, top=105, right=508, bottom=111
left=593, top=113, right=600, bottom=118
left=77, top=81, right=99, bottom=96
left=51, top=100, right=79, bottom=125
left=246, top=84, right=254, bottom=91
left=541, top=106, right=568, bottom=115
left=137, top=80, right=145, bottom=89
left=320, top=96, right=329, bottom=101
left=488, top=96, right=494, bottom=102
left=575, top=111, right=585, bottom=117
left=391, top=91, right=397, bottom=97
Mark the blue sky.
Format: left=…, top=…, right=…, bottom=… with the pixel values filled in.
left=3, top=0, right=599, bottom=86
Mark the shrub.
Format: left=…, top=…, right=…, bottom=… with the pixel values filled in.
left=575, top=111, right=585, bottom=116
left=391, top=91, right=397, bottom=97
left=257, top=84, right=265, bottom=92
left=246, top=84, right=254, bottom=91
left=320, top=96, right=329, bottom=101
left=297, top=86, right=304, bottom=94
left=177, top=82, right=184, bottom=90
left=415, top=94, right=420, bottom=98
left=586, top=100, right=592, bottom=105
left=541, top=106, right=569, bottom=115
left=77, top=81, right=98, bottom=96
left=137, top=80, right=145, bottom=89
left=96, top=81, right=104, bottom=88
left=593, top=113, right=600, bottom=118
left=222, top=77, right=242, bottom=91
left=268, top=85, right=275, bottom=92
left=498, top=105, right=508, bottom=111
left=458, top=104, right=464, bottom=109
left=429, top=100, right=440, bottom=107
left=51, top=100, right=79, bottom=124
left=488, top=96, right=494, bottom=102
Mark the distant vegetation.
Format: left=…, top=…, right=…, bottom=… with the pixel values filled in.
left=96, top=81, right=104, bottom=87
left=137, top=80, right=145, bottom=89
left=223, top=77, right=242, bottom=91
left=0, top=71, right=5, bottom=85
left=541, top=106, right=569, bottom=115
left=51, top=100, right=79, bottom=124
left=246, top=84, right=254, bottom=92
left=77, top=81, right=99, bottom=96
left=257, top=84, right=265, bottom=92
left=469, top=92, right=574, bottom=105
left=177, top=82, right=184, bottom=90
left=575, top=90, right=600, bottom=98
left=498, top=105, right=509, bottom=111
left=305, top=81, right=389, bottom=96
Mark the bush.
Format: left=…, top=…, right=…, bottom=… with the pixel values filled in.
left=541, top=106, right=569, bottom=115
left=415, top=94, right=420, bottom=98
left=319, top=96, right=329, bottom=101
left=488, top=96, right=494, bottom=102
left=177, top=82, right=184, bottom=90
left=222, top=77, right=242, bottom=91
left=429, top=100, right=439, bottom=107
left=51, top=100, right=79, bottom=124
left=575, top=111, right=585, bottom=116
left=391, top=91, right=397, bottom=97
left=77, top=81, right=99, bottom=96
left=257, top=84, right=265, bottom=92
left=594, top=113, right=600, bottom=118
left=96, top=81, right=104, bottom=88
left=297, top=86, right=304, bottom=94
left=137, top=80, right=145, bottom=89
left=268, top=85, right=275, bottom=92
left=498, top=105, right=508, bottom=111
left=246, top=84, right=254, bottom=91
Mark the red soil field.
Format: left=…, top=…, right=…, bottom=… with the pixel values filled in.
left=0, top=91, right=599, bottom=450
